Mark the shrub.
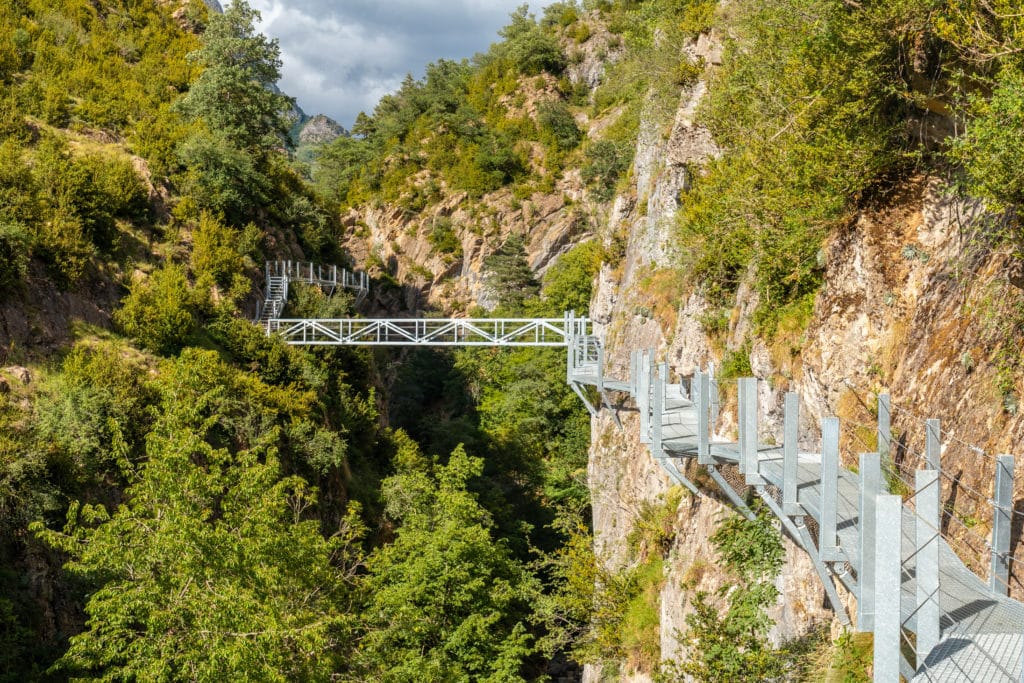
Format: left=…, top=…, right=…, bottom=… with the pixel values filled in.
left=953, top=67, right=1024, bottom=210
left=0, top=221, right=31, bottom=288
left=190, top=213, right=243, bottom=289
left=427, top=217, right=462, bottom=257
left=114, top=263, right=195, bottom=355
left=500, top=6, right=568, bottom=76
left=582, top=139, right=632, bottom=199
left=538, top=100, right=583, bottom=152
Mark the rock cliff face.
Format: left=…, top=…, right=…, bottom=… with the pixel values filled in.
left=298, top=114, right=347, bottom=146
left=583, top=23, right=1024, bottom=683
left=340, top=176, right=597, bottom=314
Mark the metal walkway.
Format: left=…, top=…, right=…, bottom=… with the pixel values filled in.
left=257, top=264, right=1023, bottom=681
left=591, top=352, right=1024, bottom=682
left=254, top=261, right=368, bottom=323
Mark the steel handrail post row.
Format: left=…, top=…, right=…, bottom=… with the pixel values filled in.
left=857, top=451, right=881, bottom=632
left=783, top=391, right=800, bottom=515
left=991, top=454, right=1014, bottom=596
left=916, top=468, right=940, bottom=667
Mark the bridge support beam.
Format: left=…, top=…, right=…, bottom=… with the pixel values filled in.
left=991, top=454, right=1014, bottom=596
left=858, top=452, right=881, bottom=632
left=874, top=493, right=903, bottom=682
left=707, top=466, right=755, bottom=521
left=916, top=468, right=940, bottom=668
left=759, top=491, right=851, bottom=626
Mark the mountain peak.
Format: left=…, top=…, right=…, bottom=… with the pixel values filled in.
left=298, top=114, right=348, bottom=146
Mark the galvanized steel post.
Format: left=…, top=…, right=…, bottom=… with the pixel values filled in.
left=858, top=452, right=881, bottom=632
left=926, top=419, right=941, bottom=471
left=820, top=417, right=842, bottom=562
left=915, top=468, right=940, bottom=668
left=874, top=493, right=902, bottom=681
left=783, top=391, right=800, bottom=515
left=991, top=454, right=1014, bottom=596
left=697, top=369, right=711, bottom=466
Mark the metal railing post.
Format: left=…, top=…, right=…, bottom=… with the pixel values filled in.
left=991, top=454, right=1014, bottom=596
left=697, top=369, right=711, bottom=465
left=652, top=363, right=665, bottom=457
left=926, top=419, right=941, bottom=471
left=878, top=393, right=891, bottom=462
left=783, top=391, right=800, bottom=515
left=916, top=468, right=940, bottom=667
left=874, top=493, right=902, bottom=681
left=858, top=452, right=881, bottom=632
left=709, top=365, right=720, bottom=434
left=815, top=417, right=839, bottom=561
left=639, top=350, right=652, bottom=445
left=740, top=378, right=761, bottom=485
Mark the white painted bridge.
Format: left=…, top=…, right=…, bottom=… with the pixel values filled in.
left=256, top=262, right=1024, bottom=681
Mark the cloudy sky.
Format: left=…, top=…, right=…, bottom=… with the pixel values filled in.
left=248, top=0, right=544, bottom=128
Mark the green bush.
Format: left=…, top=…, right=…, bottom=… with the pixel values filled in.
left=538, top=100, right=583, bottom=152
left=190, top=213, right=243, bottom=289
left=113, top=263, right=195, bottom=355
left=583, top=139, right=632, bottom=199
left=500, top=6, right=568, bottom=76
left=427, top=217, right=462, bottom=257
left=0, top=222, right=31, bottom=288
left=953, top=66, right=1024, bottom=210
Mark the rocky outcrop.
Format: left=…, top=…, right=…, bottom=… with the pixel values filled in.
left=298, top=114, right=347, bottom=146
left=341, top=175, right=597, bottom=314
left=0, top=264, right=121, bottom=360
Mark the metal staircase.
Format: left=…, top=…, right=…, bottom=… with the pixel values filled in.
left=254, top=261, right=369, bottom=324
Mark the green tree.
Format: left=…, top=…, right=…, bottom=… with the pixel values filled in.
left=498, top=5, right=567, bottom=76
left=33, top=350, right=364, bottom=682
left=177, top=0, right=291, bottom=153
left=356, top=443, right=539, bottom=682
left=537, top=100, right=583, bottom=152
left=953, top=66, right=1024, bottom=210
left=484, top=235, right=539, bottom=312
left=669, top=506, right=788, bottom=682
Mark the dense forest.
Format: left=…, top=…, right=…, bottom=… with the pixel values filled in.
left=1, top=0, right=1023, bottom=680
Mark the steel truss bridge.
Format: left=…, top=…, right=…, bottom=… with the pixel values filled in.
left=257, top=262, right=1024, bottom=681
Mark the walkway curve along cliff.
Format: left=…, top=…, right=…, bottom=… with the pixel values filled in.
left=258, top=262, right=1024, bottom=682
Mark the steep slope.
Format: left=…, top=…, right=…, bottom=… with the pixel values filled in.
left=579, top=0, right=1024, bottom=679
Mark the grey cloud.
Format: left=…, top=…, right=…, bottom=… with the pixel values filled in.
left=250, top=0, right=541, bottom=127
